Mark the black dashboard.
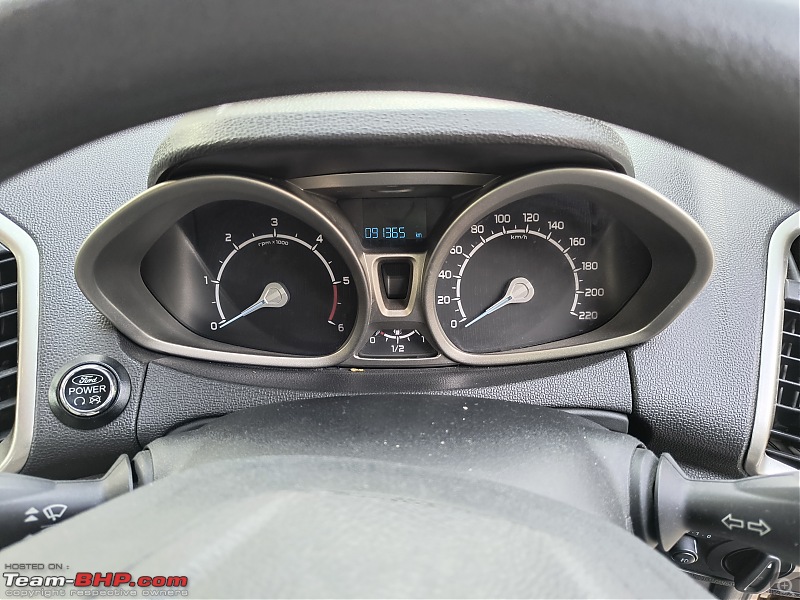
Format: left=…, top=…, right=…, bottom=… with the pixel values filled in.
left=0, top=0, right=798, bottom=593
left=0, top=92, right=796, bottom=488
left=0, top=89, right=796, bottom=595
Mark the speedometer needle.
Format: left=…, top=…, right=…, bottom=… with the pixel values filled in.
left=219, top=281, right=289, bottom=329
left=463, top=277, right=534, bottom=328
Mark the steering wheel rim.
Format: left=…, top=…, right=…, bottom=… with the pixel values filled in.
left=0, top=453, right=712, bottom=598
left=0, top=0, right=797, bottom=199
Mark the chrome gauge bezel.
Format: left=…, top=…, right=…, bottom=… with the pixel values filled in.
left=77, top=169, right=713, bottom=368
left=422, top=168, right=715, bottom=366
left=75, top=175, right=371, bottom=367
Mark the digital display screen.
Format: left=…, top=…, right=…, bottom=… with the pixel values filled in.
left=361, top=198, right=427, bottom=247
left=337, top=197, right=450, bottom=249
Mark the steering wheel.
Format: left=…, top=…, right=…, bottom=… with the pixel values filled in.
left=1, top=0, right=797, bottom=199
left=0, top=1, right=796, bottom=597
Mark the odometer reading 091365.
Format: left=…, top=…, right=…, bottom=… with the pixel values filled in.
left=432, top=194, right=651, bottom=354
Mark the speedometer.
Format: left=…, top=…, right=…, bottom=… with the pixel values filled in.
left=433, top=194, right=650, bottom=353
left=423, top=169, right=712, bottom=364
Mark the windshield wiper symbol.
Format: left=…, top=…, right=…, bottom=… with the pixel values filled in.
left=42, top=504, right=68, bottom=522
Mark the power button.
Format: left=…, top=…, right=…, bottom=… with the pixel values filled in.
left=49, top=355, right=131, bottom=429
left=58, top=363, right=119, bottom=417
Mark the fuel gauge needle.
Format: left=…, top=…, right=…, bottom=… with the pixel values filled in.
left=219, top=282, right=289, bottom=329
left=463, top=277, right=534, bottom=328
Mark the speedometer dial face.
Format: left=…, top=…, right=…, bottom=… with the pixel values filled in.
left=433, top=194, right=651, bottom=353
left=144, top=200, right=358, bottom=356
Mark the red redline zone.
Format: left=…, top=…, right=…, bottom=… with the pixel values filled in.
left=74, top=572, right=188, bottom=588
left=328, top=283, right=338, bottom=322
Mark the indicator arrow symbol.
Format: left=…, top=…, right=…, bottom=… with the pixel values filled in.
left=747, top=519, right=771, bottom=536
left=722, top=514, right=745, bottom=530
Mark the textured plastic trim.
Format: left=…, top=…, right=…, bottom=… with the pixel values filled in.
left=0, top=214, right=40, bottom=473
left=147, top=94, right=636, bottom=186
left=745, top=212, right=800, bottom=475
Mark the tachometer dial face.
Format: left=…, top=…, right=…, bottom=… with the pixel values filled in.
left=431, top=194, right=651, bottom=353
left=144, top=200, right=358, bottom=356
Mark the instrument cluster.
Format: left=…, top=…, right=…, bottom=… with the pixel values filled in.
left=76, top=169, right=714, bottom=367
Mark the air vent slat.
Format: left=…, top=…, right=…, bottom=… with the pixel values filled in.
left=770, top=429, right=800, bottom=445
left=776, top=387, right=800, bottom=410
left=0, top=246, right=17, bottom=444
left=0, top=367, right=18, bottom=382
left=765, top=448, right=800, bottom=467
left=775, top=403, right=800, bottom=416
left=778, top=378, right=800, bottom=393
left=767, top=271, right=800, bottom=469
left=0, top=337, right=17, bottom=351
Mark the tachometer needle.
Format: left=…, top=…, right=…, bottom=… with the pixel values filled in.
left=219, top=282, right=289, bottom=329
left=463, top=277, right=534, bottom=328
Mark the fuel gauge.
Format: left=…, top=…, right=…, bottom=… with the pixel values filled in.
left=359, top=329, right=437, bottom=359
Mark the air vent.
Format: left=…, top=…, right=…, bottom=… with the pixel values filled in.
left=0, top=244, right=17, bottom=442
left=766, top=239, right=800, bottom=469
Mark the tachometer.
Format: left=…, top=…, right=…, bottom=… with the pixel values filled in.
left=144, top=199, right=359, bottom=356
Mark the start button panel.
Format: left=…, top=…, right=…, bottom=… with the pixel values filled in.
left=49, top=355, right=131, bottom=429
left=58, top=363, right=119, bottom=417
